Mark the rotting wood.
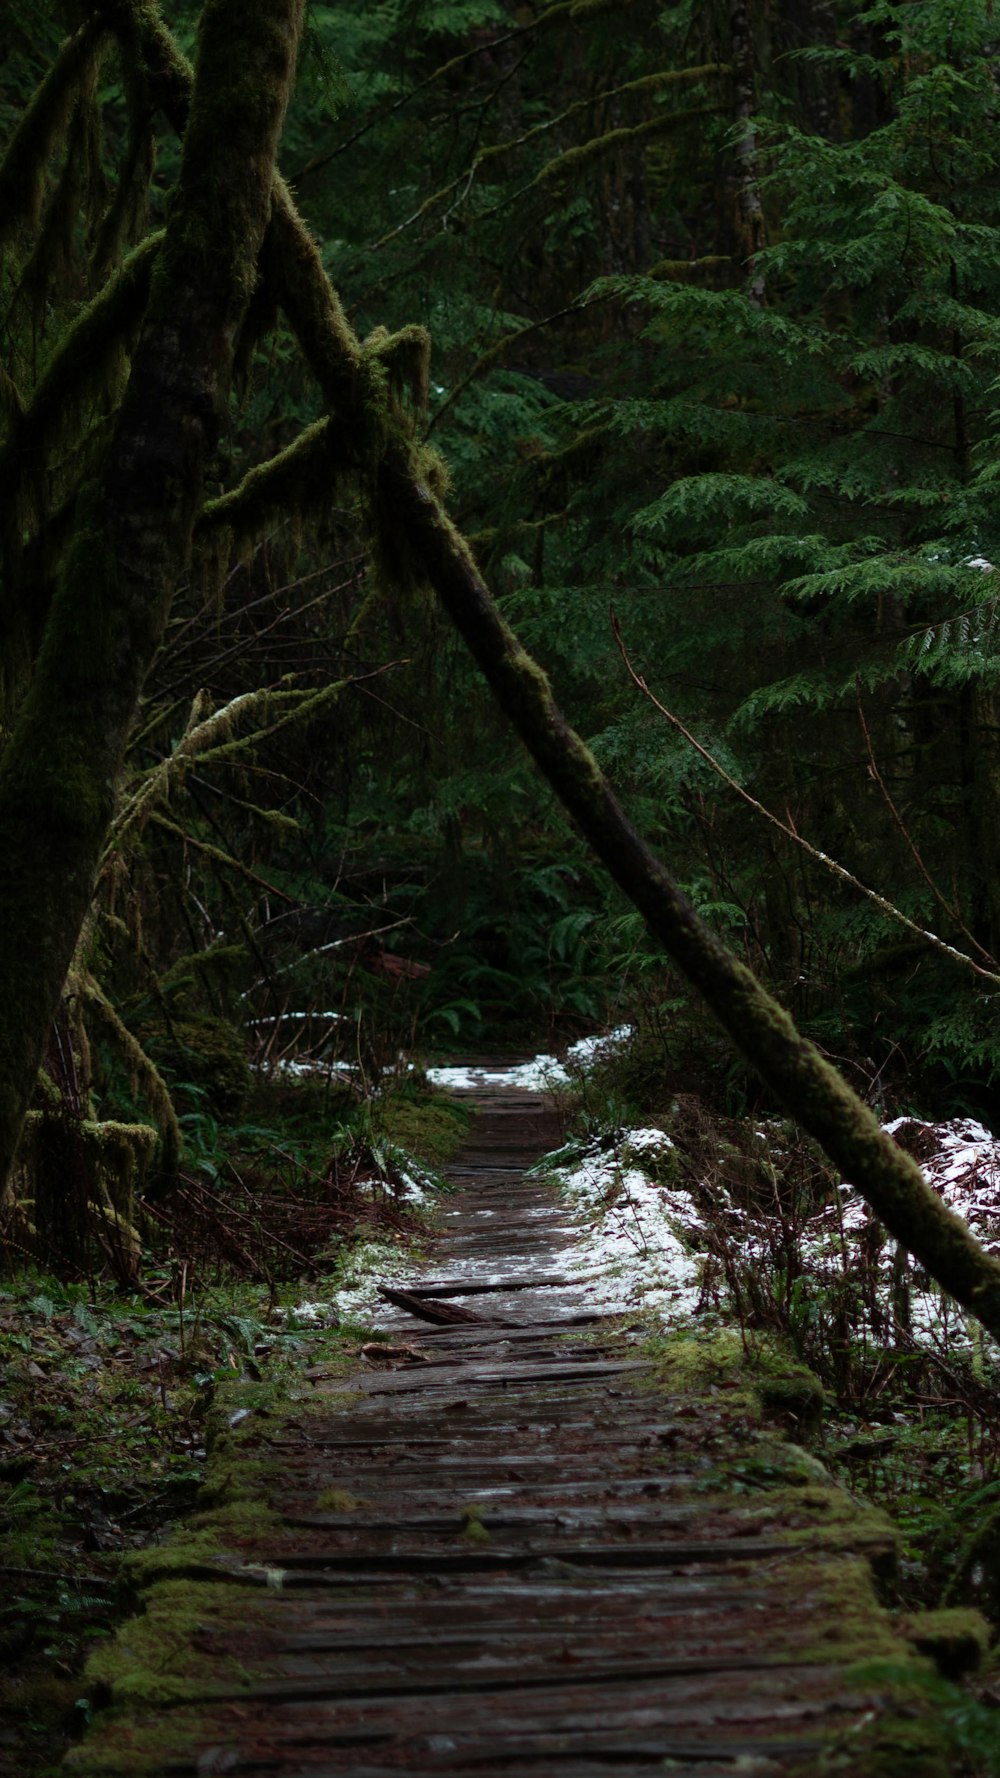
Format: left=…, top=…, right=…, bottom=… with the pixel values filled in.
left=377, top=1284, right=500, bottom=1325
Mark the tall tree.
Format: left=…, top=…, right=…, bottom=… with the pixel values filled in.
left=0, top=0, right=306, bottom=1187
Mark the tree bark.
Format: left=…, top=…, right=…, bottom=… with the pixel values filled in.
left=0, top=0, right=305, bottom=1189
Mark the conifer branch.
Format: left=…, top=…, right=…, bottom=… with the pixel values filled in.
left=426, top=293, right=607, bottom=435
left=292, top=0, right=639, bottom=183
left=368, top=74, right=726, bottom=253
left=611, top=611, right=1000, bottom=989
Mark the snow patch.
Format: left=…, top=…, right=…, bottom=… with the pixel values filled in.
left=540, top=1129, right=707, bottom=1319
left=426, top=1026, right=633, bottom=1093
left=536, top=1114, right=1000, bottom=1351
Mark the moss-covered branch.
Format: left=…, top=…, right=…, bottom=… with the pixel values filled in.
left=79, top=974, right=180, bottom=1181
left=531, top=104, right=723, bottom=191
left=0, top=234, right=160, bottom=533
left=195, top=417, right=334, bottom=548
left=0, top=18, right=108, bottom=252
left=0, top=0, right=306, bottom=1195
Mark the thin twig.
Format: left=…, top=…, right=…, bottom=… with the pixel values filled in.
left=611, top=610, right=1000, bottom=989
left=855, top=681, right=998, bottom=968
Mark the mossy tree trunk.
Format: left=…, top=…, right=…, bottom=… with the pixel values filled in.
left=0, top=0, right=305, bottom=1192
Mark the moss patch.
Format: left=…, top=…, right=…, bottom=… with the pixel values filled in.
left=642, top=1323, right=826, bottom=1432
left=85, top=1578, right=276, bottom=1707
left=376, top=1087, right=471, bottom=1165
left=895, top=1607, right=992, bottom=1678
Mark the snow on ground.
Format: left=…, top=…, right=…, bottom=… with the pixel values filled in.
left=798, top=1116, right=1000, bottom=1354
left=278, top=1027, right=1000, bottom=1359
left=425, top=1026, right=633, bottom=1093
left=540, top=1130, right=708, bottom=1318
left=277, top=1153, right=443, bottom=1327
left=278, top=1234, right=418, bottom=1330
left=539, top=1112, right=1000, bottom=1350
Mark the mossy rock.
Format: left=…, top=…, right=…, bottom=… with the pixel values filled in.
left=137, top=1016, right=251, bottom=1117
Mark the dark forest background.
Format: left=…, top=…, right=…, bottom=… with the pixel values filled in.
left=7, top=0, right=1000, bottom=1174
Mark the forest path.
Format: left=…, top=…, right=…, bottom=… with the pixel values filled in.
left=70, top=1080, right=951, bottom=1776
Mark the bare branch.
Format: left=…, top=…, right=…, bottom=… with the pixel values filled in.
left=611, top=610, right=1000, bottom=989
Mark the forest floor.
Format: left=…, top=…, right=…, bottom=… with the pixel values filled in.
left=0, top=1096, right=453, bottom=1778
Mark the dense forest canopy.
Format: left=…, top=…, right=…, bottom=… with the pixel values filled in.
left=4, top=0, right=1000, bottom=1330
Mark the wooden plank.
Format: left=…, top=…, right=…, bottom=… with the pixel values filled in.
left=353, top=1359, right=648, bottom=1394
left=396, top=1275, right=586, bottom=1297
left=169, top=1649, right=836, bottom=1708
left=376, top=1285, right=508, bottom=1327
left=73, top=1077, right=933, bottom=1778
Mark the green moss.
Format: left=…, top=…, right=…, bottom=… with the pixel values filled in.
left=642, top=1324, right=825, bottom=1432
left=64, top=1694, right=229, bottom=1774
left=85, top=1578, right=272, bottom=1706
left=895, top=1608, right=992, bottom=1678
left=137, top=1014, right=251, bottom=1118
left=377, top=1088, right=470, bottom=1165
left=460, top=1504, right=491, bottom=1543
left=314, top=1485, right=369, bottom=1511
left=0, top=18, right=108, bottom=249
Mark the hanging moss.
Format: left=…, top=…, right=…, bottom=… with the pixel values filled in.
left=136, top=1016, right=251, bottom=1119
left=1, top=233, right=159, bottom=520
left=82, top=974, right=181, bottom=1181
left=0, top=19, right=108, bottom=253
left=363, top=322, right=432, bottom=420
left=89, top=43, right=156, bottom=281
left=20, top=1109, right=155, bottom=1280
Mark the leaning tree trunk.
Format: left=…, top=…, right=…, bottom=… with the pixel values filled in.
left=0, top=0, right=305, bottom=1191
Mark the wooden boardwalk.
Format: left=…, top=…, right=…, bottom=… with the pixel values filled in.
left=69, top=1084, right=955, bottom=1776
